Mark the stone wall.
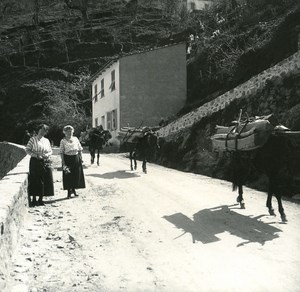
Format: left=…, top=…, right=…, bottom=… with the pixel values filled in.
left=0, top=143, right=29, bottom=291
left=158, top=50, right=300, bottom=138
left=0, top=142, right=26, bottom=179
left=155, top=51, right=300, bottom=193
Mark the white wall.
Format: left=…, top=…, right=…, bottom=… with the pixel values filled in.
left=92, top=61, right=120, bottom=142
left=187, top=0, right=212, bottom=11
left=119, top=43, right=186, bottom=129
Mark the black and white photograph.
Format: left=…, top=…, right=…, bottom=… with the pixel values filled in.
left=0, top=0, right=300, bottom=291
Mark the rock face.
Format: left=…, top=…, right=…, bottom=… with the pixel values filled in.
left=0, top=3, right=185, bottom=143
left=1, top=2, right=299, bottom=145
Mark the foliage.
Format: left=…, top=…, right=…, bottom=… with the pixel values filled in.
left=184, top=0, right=299, bottom=109
left=27, top=78, right=91, bottom=144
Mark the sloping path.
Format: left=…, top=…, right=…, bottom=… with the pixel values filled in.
left=6, top=152, right=300, bottom=292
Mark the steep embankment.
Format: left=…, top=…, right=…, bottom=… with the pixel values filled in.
left=0, top=3, right=186, bottom=143
left=1, top=2, right=299, bottom=144
left=154, top=2, right=300, bottom=194
left=184, top=3, right=300, bottom=112
left=156, top=53, right=300, bottom=194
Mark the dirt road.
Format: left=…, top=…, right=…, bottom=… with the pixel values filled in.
left=6, top=152, right=300, bottom=292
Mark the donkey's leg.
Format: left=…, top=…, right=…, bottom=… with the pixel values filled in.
left=275, top=194, right=287, bottom=222
left=142, top=159, right=147, bottom=174
left=236, top=184, right=245, bottom=209
left=130, top=151, right=134, bottom=170
left=266, top=177, right=276, bottom=216
left=90, top=149, right=95, bottom=164
left=266, top=191, right=275, bottom=216
left=97, top=149, right=100, bottom=166
left=133, top=151, right=137, bottom=170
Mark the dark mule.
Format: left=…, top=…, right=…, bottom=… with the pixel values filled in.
left=229, top=133, right=300, bottom=222
left=80, top=127, right=112, bottom=166
left=123, top=129, right=159, bottom=173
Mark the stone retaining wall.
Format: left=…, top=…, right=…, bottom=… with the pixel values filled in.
left=0, top=142, right=27, bottom=179
left=0, top=143, right=29, bottom=290
left=158, top=50, right=300, bottom=138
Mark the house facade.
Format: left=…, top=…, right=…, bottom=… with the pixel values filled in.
left=92, top=61, right=120, bottom=134
left=91, top=43, right=187, bottom=146
left=138, top=0, right=213, bottom=11
left=185, top=0, right=213, bottom=11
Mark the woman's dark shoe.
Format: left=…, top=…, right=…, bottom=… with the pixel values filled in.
left=67, top=189, right=72, bottom=199
left=37, top=195, right=45, bottom=206
left=73, top=189, right=78, bottom=197
left=30, top=196, right=37, bottom=207
left=30, top=200, right=36, bottom=207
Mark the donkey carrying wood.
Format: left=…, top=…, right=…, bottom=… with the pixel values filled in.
left=122, top=127, right=160, bottom=174
left=80, top=126, right=112, bottom=166
left=228, top=131, right=300, bottom=222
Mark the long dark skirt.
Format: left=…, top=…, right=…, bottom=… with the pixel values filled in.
left=63, top=154, right=85, bottom=190
left=28, top=157, right=54, bottom=197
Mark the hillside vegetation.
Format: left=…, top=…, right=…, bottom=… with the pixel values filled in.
left=0, top=0, right=299, bottom=145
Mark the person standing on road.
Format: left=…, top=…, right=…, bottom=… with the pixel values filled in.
left=59, top=125, right=85, bottom=199
left=25, top=124, right=54, bottom=206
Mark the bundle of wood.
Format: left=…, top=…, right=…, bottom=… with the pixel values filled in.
left=118, top=127, right=145, bottom=143
left=211, top=113, right=276, bottom=151
left=118, top=126, right=160, bottom=144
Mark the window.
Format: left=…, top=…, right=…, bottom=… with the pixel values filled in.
left=112, top=109, right=117, bottom=130
left=94, top=84, right=98, bottom=102
left=95, top=117, right=98, bottom=127
left=100, top=78, right=104, bottom=98
left=106, top=111, right=112, bottom=130
left=190, top=2, right=195, bottom=10
left=101, top=115, right=105, bottom=128
left=110, top=70, right=116, bottom=91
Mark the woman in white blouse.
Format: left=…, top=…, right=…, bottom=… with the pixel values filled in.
left=25, top=124, right=54, bottom=206
left=59, top=125, right=86, bottom=198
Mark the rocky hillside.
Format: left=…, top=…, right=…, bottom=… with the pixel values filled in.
left=0, top=0, right=188, bottom=144
left=153, top=1, right=300, bottom=195
left=184, top=0, right=300, bottom=112
left=1, top=0, right=299, bottom=145
left=0, top=0, right=299, bottom=157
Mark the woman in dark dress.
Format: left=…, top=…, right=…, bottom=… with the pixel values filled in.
left=59, top=125, right=85, bottom=198
left=25, top=124, right=54, bottom=206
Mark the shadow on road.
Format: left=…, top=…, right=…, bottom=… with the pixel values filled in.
left=86, top=170, right=140, bottom=179
left=44, top=197, right=71, bottom=204
left=163, top=205, right=282, bottom=246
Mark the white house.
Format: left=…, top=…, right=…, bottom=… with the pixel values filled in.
left=90, top=43, right=187, bottom=147
left=185, top=0, right=213, bottom=11
left=138, top=0, right=214, bottom=12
